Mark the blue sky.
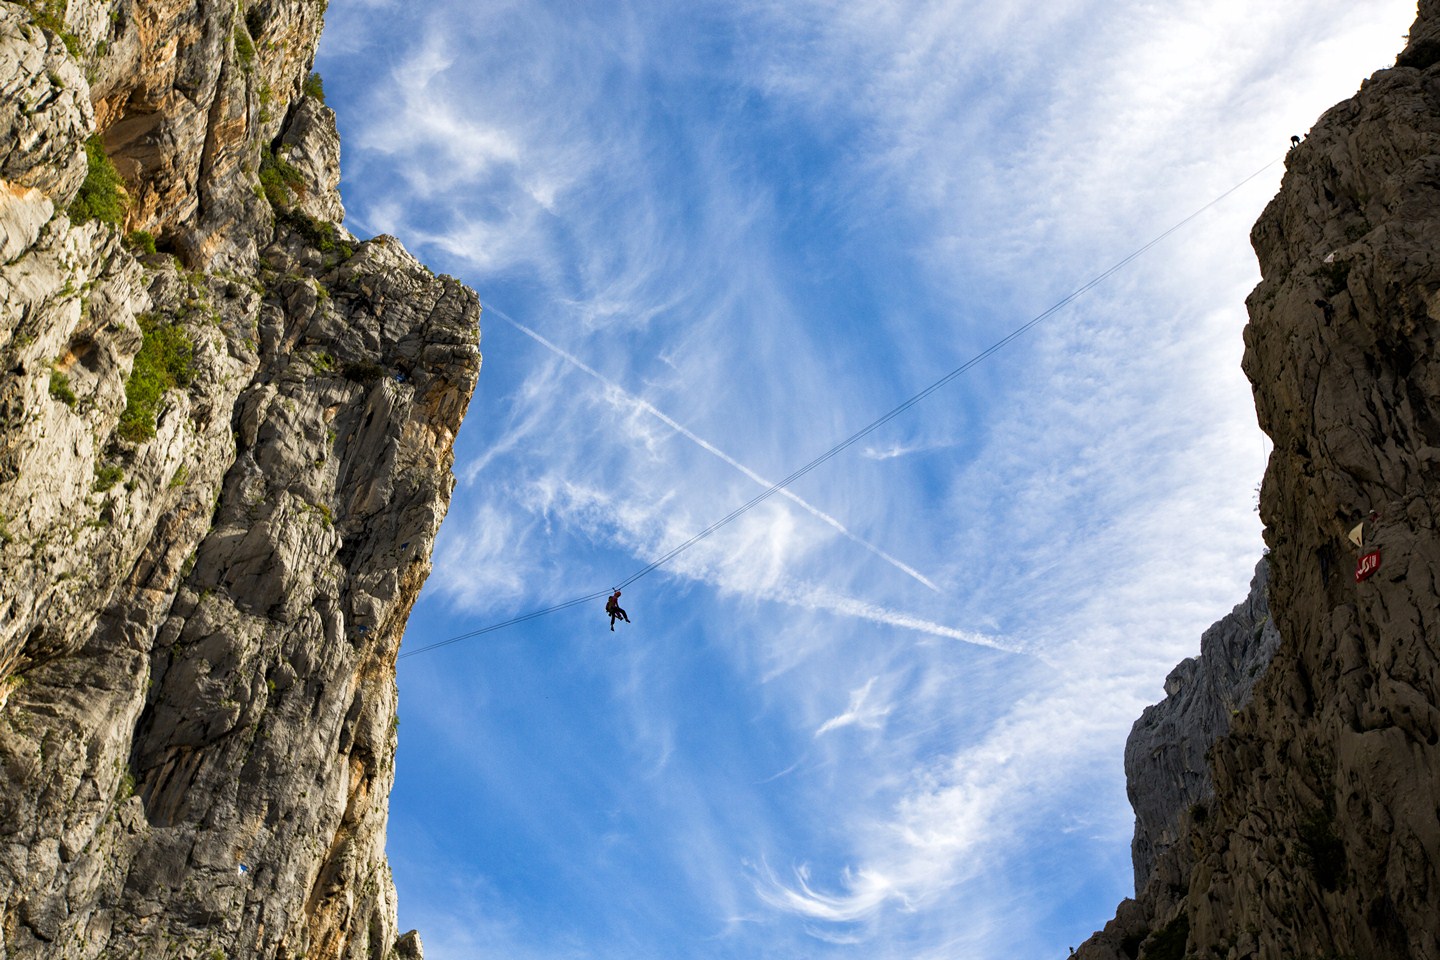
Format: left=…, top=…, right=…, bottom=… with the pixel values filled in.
left=315, top=3, right=1416, bottom=957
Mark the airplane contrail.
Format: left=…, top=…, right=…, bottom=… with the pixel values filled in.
left=501, top=311, right=940, bottom=591
left=772, top=580, right=1024, bottom=654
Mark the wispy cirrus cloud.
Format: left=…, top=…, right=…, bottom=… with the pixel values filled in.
left=320, top=2, right=1418, bottom=958
left=500, top=309, right=941, bottom=591
left=860, top=440, right=953, bottom=462
left=814, top=676, right=893, bottom=737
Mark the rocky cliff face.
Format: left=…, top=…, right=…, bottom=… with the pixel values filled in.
left=1078, top=3, right=1440, bottom=958
left=0, top=2, right=480, bottom=958
left=1123, top=560, right=1281, bottom=894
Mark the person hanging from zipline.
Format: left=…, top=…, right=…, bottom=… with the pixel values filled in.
left=605, top=589, right=630, bottom=631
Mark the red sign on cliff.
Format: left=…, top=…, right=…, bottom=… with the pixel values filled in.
left=1355, top=550, right=1382, bottom=582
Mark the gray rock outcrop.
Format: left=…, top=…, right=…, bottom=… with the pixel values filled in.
left=0, top=1, right=480, bottom=957
left=1077, top=2, right=1440, bottom=957
left=1, top=7, right=91, bottom=201
left=1124, top=559, right=1281, bottom=892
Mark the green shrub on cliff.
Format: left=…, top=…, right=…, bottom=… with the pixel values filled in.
left=234, top=24, right=256, bottom=69
left=49, top=367, right=77, bottom=406
left=117, top=315, right=194, bottom=443
left=303, top=70, right=325, bottom=102
left=69, top=135, right=128, bottom=226
left=124, top=230, right=157, bottom=255
left=22, top=0, right=82, bottom=58
left=343, top=360, right=385, bottom=384
left=258, top=146, right=306, bottom=208
left=280, top=208, right=353, bottom=260
left=94, top=462, right=124, bottom=491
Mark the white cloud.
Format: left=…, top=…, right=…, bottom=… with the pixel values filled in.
left=815, top=676, right=893, bottom=737
left=428, top=500, right=535, bottom=607
left=860, top=440, right=952, bottom=462
left=322, top=1, right=1421, bottom=957
left=500, top=309, right=940, bottom=590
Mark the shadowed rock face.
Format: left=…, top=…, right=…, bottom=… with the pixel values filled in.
left=0, top=2, right=479, bottom=958
left=1124, top=560, right=1281, bottom=894
left=1077, top=3, right=1440, bottom=958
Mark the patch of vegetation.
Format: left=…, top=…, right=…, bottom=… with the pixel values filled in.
left=69, top=135, right=128, bottom=226
left=303, top=70, right=325, bottom=102
left=1146, top=913, right=1190, bottom=960
left=1300, top=810, right=1346, bottom=891
left=343, top=360, right=385, bottom=385
left=310, top=351, right=335, bottom=374
left=233, top=24, right=256, bottom=69
left=279, top=208, right=354, bottom=260
left=22, top=0, right=82, bottom=58
left=257, top=81, right=276, bottom=122
left=297, top=499, right=334, bottom=528
left=49, top=366, right=77, bottom=406
left=259, top=149, right=353, bottom=262
left=124, top=229, right=157, bottom=255
left=168, top=464, right=189, bottom=489
left=258, top=146, right=306, bottom=208
left=94, top=462, right=124, bottom=491
left=1343, top=219, right=1371, bottom=243
left=117, top=315, right=195, bottom=443
left=0, top=512, right=13, bottom=545
left=115, top=767, right=135, bottom=801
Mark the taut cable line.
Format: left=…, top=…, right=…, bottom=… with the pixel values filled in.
left=397, top=158, right=1280, bottom=661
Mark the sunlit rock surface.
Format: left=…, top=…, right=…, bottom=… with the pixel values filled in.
left=0, top=1, right=480, bottom=957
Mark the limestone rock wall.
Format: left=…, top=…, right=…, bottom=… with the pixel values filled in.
left=0, top=1, right=480, bottom=958
left=1124, top=560, right=1281, bottom=893
left=1077, top=3, right=1440, bottom=957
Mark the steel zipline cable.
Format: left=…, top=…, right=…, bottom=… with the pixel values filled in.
left=396, top=157, right=1280, bottom=661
